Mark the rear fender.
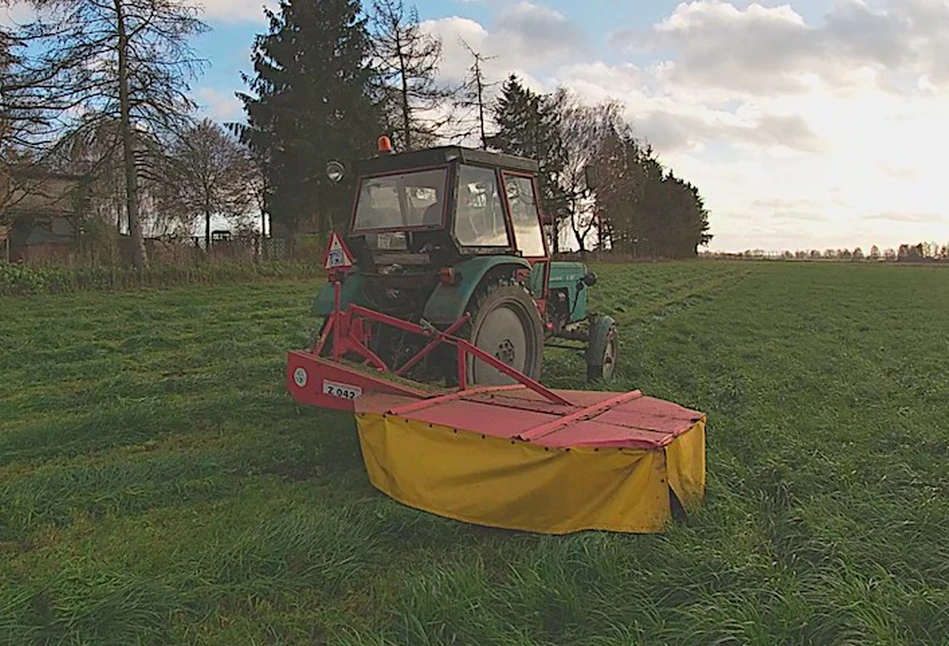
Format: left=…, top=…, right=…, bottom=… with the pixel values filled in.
left=312, top=270, right=368, bottom=317
left=422, top=256, right=531, bottom=325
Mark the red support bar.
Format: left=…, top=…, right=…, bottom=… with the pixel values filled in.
left=455, top=337, right=570, bottom=405
left=518, top=390, right=643, bottom=441
left=322, top=302, right=570, bottom=406
left=331, top=281, right=342, bottom=360
left=395, top=313, right=470, bottom=377
left=388, top=384, right=526, bottom=416
left=350, top=304, right=440, bottom=336
left=313, top=314, right=335, bottom=355
left=341, top=334, right=388, bottom=372
left=456, top=344, right=467, bottom=390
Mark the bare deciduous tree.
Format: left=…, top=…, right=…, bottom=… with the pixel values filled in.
left=163, top=119, right=257, bottom=249
left=554, top=91, right=627, bottom=253
left=21, top=0, right=209, bottom=268
left=454, top=39, right=497, bottom=148
left=370, top=0, right=453, bottom=150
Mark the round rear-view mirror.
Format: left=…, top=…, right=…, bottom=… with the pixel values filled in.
left=326, top=160, right=345, bottom=183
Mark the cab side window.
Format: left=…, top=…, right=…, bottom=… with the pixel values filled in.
left=504, top=175, right=546, bottom=257
left=454, top=165, right=509, bottom=247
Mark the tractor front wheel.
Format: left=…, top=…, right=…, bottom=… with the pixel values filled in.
left=586, top=317, right=618, bottom=382
left=466, top=284, right=544, bottom=386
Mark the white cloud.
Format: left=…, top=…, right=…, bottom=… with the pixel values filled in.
left=0, top=2, right=35, bottom=27
left=422, top=2, right=585, bottom=84
left=196, top=0, right=275, bottom=24
left=622, top=0, right=949, bottom=96
left=196, top=87, right=243, bottom=122
left=424, top=0, right=949, bottom=251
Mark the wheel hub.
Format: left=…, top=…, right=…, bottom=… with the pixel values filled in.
left=602, top=338, right=616, bottom=380
left=495, top=339, right=516, bottom=365
left=473, top=305, right=528, bottom=384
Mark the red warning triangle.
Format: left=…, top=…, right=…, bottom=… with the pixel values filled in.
left=323, top=231, right=355, bottom=270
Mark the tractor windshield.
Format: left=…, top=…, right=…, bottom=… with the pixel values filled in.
left=352, top=168, right=447, bottom=232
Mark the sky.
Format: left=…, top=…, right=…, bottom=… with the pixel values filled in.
left=6, top=0, right=949, bottom=252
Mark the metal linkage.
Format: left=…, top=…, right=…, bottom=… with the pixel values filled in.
left=315, top=281, right=570, bottom=406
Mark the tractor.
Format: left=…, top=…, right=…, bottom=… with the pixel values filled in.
left=284, top=138, right=706, bottom=535
left=311, top=137, right=618, bottom=387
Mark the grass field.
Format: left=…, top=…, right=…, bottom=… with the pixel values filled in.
left=2, top=261, right=948, bottom=645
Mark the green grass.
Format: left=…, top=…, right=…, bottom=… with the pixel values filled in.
left=2, top=262, right=948, bottom=645
left=0, top=260, right=327, bottom=296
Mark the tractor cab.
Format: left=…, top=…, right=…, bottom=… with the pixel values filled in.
left=341, top=141, right=550, bottom=271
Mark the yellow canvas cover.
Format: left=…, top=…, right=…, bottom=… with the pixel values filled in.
left=355, top=412, right=706, bottom=534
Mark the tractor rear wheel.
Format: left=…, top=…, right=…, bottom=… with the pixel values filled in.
left=466, top=284, right=544, bottom=386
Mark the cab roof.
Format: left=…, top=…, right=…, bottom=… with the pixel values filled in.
left=355, top=145, right=539, bottom=176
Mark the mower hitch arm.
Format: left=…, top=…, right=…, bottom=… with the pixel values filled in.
left=342, top=304, right=570, bottom=406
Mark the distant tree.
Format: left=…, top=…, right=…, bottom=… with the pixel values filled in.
left=236, top=0, right=383, bottom=245
left=554, top=92, right=627, bottom=254
left=840, top=248, right=853, bottom=260
left=852, top=247, right=864, bottom=260
left=21, top=0, right=209, bottom=269
left=369, top=0, right=452, bottom=150
left=884, top=248, right=897, bottom=261
left=809, top=249, right=822, bottom=259
left=897, top=243, right=924, bottom=261
left=163, top=119, right=257, bottom=248
left=454, top=40, right=496, bottom=148
left=593, top=129, right=646, bottom=254
left=869, top=245, right=881, bottom=260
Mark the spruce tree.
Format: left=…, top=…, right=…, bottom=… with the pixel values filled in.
left=236, top=0, right=382, bottom=243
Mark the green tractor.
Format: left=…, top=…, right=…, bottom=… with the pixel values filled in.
left=312, top=138, right=618, bottom=386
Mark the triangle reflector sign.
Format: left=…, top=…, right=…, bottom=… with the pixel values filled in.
left=323, top=231, right=355, bottom=270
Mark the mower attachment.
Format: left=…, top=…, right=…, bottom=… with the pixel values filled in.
left=287, top=281, right=707, bottom=534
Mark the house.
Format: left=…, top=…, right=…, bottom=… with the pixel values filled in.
left=1, top=166, right=86, bottom=263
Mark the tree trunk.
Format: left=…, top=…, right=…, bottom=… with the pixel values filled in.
left=396, top=32, right=411, bottom=150
left=551, top=216, right=560, bottom=256
left=115, top=0, right=146, bottom=269
left=475, top=61, right=486, bottom=148
left=205, top=208, right=211, bottom=252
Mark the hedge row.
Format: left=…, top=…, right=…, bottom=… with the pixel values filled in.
left=0, top=261, right=326, bottom=297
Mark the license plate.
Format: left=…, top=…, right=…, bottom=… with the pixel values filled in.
left=322, top=380, right=363, bottom=400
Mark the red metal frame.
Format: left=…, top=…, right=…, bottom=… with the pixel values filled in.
left=305, top=280, right=570, bottom=407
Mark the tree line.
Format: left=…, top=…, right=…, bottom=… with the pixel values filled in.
left=709, top=242, right=949, bottom=262
left=0, top=0, right=712, bottom=268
